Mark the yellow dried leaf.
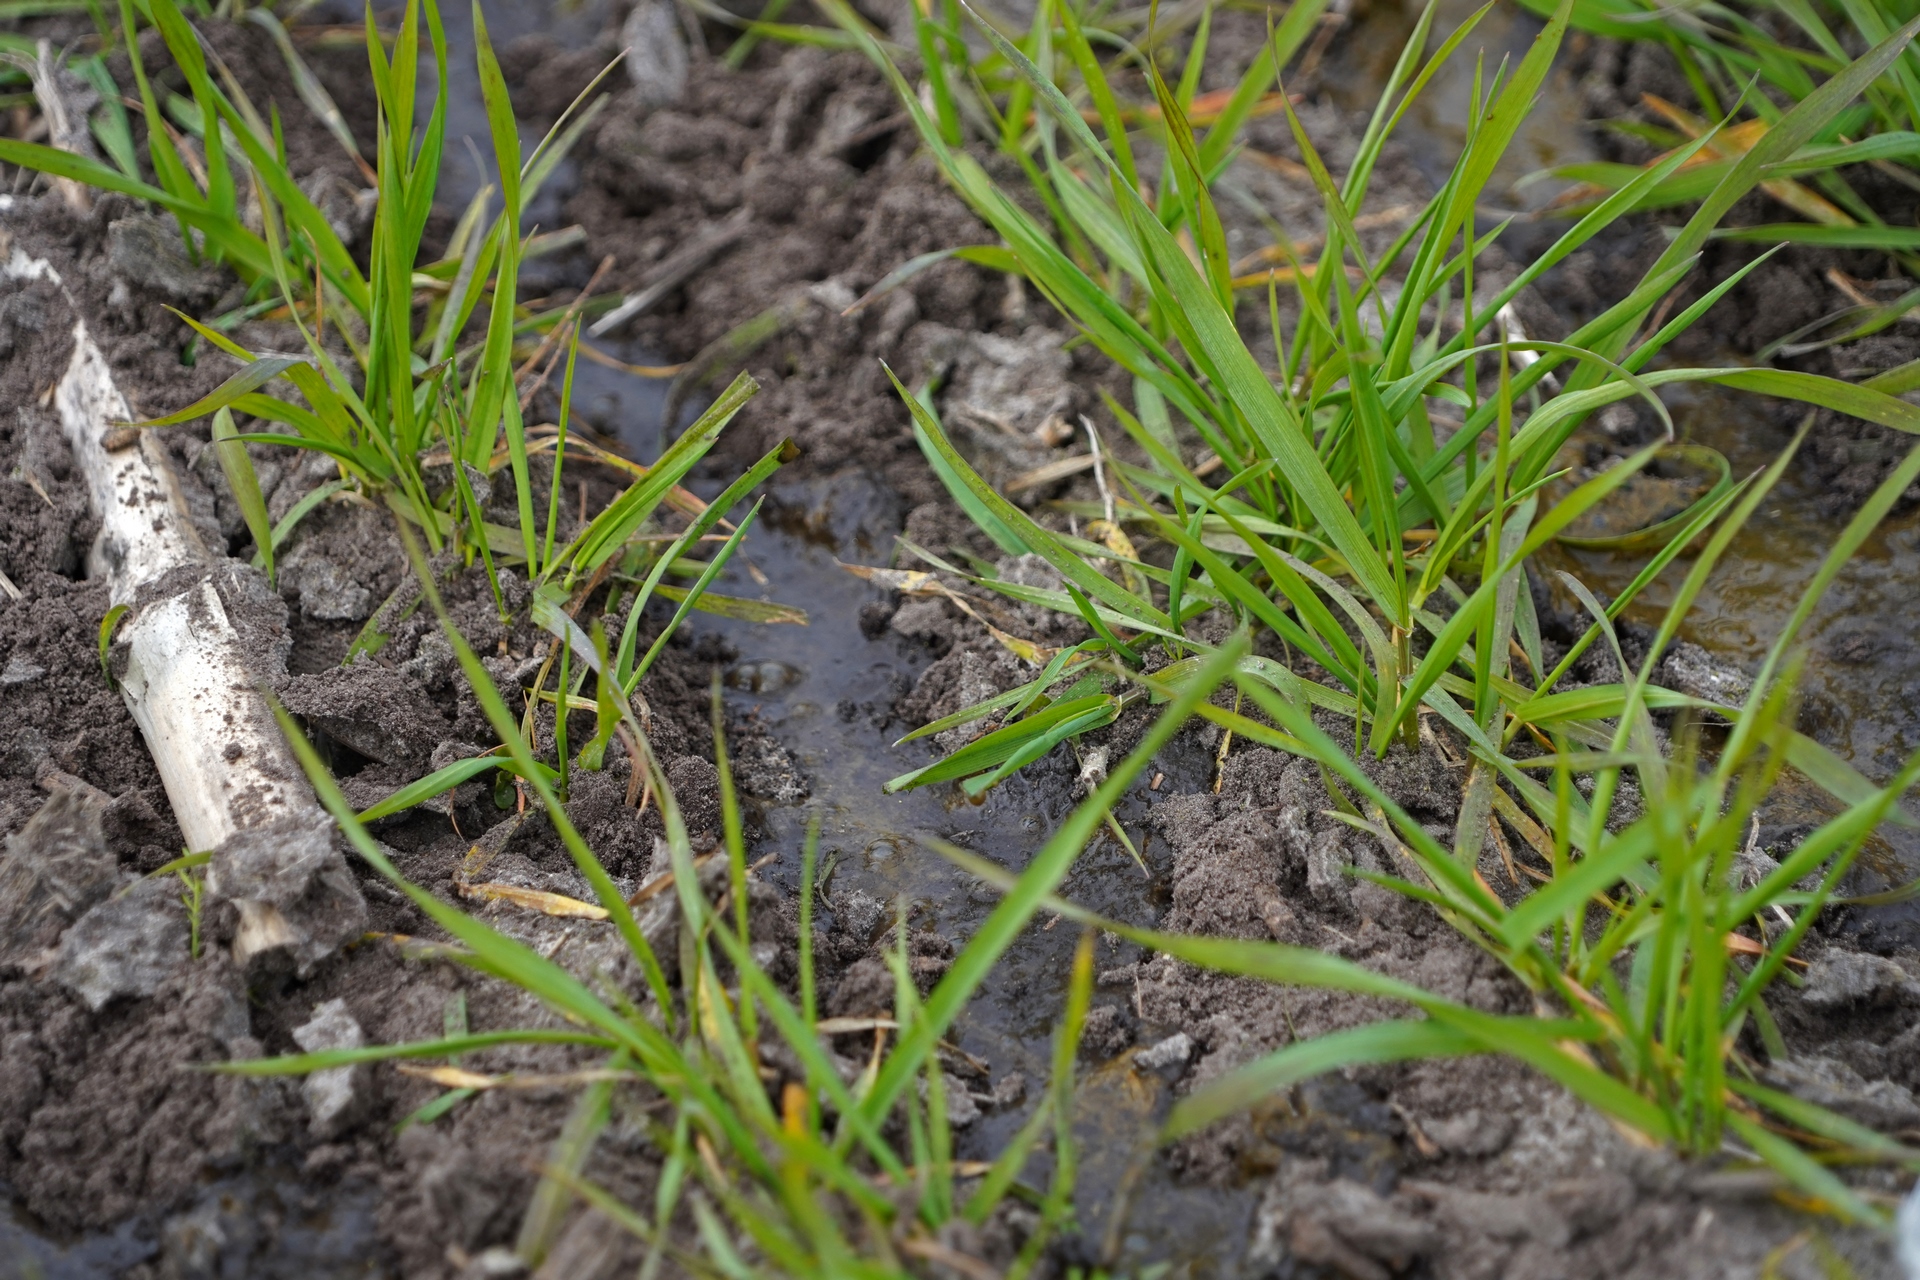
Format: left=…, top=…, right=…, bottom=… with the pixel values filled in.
left=400, top=1064, right=497, bottom=1089
left=460, top=881, right=609, bottom=920
left=1642, top=95, right=1853, bottom=226
left=1005, top=453, right=1097, bottom=493
left=397, top=1064, right=639, bottom=1091
left=985, top=624, right=1051, bottom=665
left=1086, top=519, right=1140, bottom=561
left=814, top=1016, right=901, bottom=1035
left=837, top=561, right=941, bottom=594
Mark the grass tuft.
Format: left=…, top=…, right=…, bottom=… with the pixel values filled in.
left=796, top=0, right=1920, bottom=1220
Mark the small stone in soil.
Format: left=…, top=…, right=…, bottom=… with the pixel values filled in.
left=206, top=816, right=368, bottom=974
left=1306, top=828, right=1355, bottom=912
left=534, top=1210, right=627, bottom=1279
left=1402, top=1179, right=1571, bottom=1249
left=827, top=956, right=895, bottom=1019
left=160, top=1199, right=232, bottom=1280
left=1657, top=640, right=1753, bottom=707
left=1249, top=1169, right=1439, bottom=1280
left=0, top=787, right=116, bottom=967
left=1764, top=1054, right=1920, bottom=1132
left=1133, top=1031, right=1193, bottom=1073
left=622, top=0, right=687, bottom=108
left=856, top=599, right=895, bottom=639
left=834, top=887, right=886, bottom=943
left=107, top=214, right=226, bottom=307
left=456, top=1246, right=529, bottom=1280
left=989, top=1071, right=1027, bottom=1109
left=1801, top=949, right=1919, bottom=1007
left=0, top=654, right=45, bottom=685
left=922, top=1072, right=979, bottom=1129
left=51, top=875, right=188, bottom=1011
left=1079, top=1004, right=1131, bottom=1059
left=1419, top=1107, right=1516, bottom=1158
left=277, top=551, right=374, bottom=621
left=1075, top=744, right=1109, bottom=796
left=293, top=997, right=366, bottom=1138
left=729, top=732, right=809, bottom=804
left=280, top=659, right=452, bottom=765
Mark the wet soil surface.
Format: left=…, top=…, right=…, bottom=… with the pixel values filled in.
left=4, top=0, right=1920, bottom=1276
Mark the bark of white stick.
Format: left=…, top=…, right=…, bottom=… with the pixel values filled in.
left=53, top=318, right=318, bottom=851
left=12, top=244, right=364, bottom=970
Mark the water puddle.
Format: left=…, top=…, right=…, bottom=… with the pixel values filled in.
left=1545, top=386, right=1920, bottom=902
left=656, top=461, right=1261, bottom=1273
left=3, top=1194, right=154, bottom=1280
left=2, top=1164, right=384, bottom=1280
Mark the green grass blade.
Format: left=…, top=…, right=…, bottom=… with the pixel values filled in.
left=1730, top=1079, right=1920, bottom=1161
left=885, top=694, right=1119, bottom=792
left=276, top=688, right=676, bottom=1063
left=1196, top=0, right=1327, bottom=172
left=148, top=0, right=235, bottom=219
left=354, top=752, right=535, bottom=823
left=566, top=374, right=757, bottom=576
left=898, top=379, right=1027, bottom=556
left=97, top=603, right=128, bottom=690
left=210, top=407, right=276, bottom=584
left=614, top=445, right=803, bottom=659
left=210, top=1030, right=616, bottom=1075
left=130, top=356, right=305, bottom=427
left=628, top=499, right=765, bottom=690
left=962, top=1095, right=1052, bottom=1224
left=1723, top=1111, right=1886, bottom=1226
left=1386, top=446, right=1659, bottom=745
left=465, top=0, right=525, bottom=480
left=1631, top=12, right=1920, bottom=347
left=246, top=8, right=362, bottom=162
left=1720, top=440, right=1920, bottom=777
left=1496, top=822, right=1656, bottom=947
left=885, top=364, right=1163, bottom=625
left=1165, top=1018, right=1480, bottom=1139
left=391, top=521, right=680, bottom=1024
left=72, top=53, right=138, bottom=179
left=650, top=587, right=805, bottom=625
left=255, top=478, right=349, bottom=573
left=948, top=8, right=1403, bottom=611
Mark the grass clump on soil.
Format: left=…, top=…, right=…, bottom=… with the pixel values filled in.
left=832, top=0, right=1920, bottom=782
left=2, top=0, right=525, bottom=568
left=810, top=0, right=1920, bottom=1227
left=17, top=0, right=1919, bottom=1263
left=1530, top=0, right=1920, bottom=256
left=946, top=432, right=1920, bottom=1226
left=219, top=530, right=1245, bottom=1278
left=1531, top=0, right=1920, bottom=378
left=0, top=0, right=740, bottom=601
left=3, top=0, right=806, bottom=793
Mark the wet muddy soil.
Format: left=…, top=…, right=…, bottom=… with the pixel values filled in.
left=4, top=0, right=1920, bottom=1276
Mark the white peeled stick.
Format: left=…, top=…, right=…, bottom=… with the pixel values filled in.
left=11, top=239, right=364, bottom=973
